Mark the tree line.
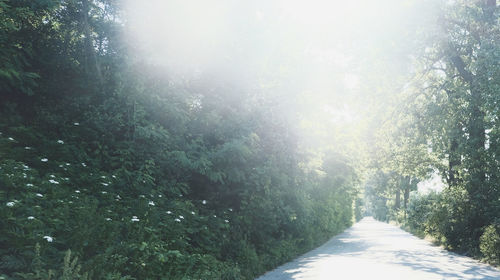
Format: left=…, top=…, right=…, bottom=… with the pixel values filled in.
left=366, top=0, right=500, bottom=265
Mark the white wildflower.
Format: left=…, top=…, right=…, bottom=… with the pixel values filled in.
left=64, top=177, right=69, bottom=181
left=26, top=183, right=34, bottom=187
left=50, top=174, right=55, bottom=178
left=225, top=219, right=229, bottom=223
left=148, top=201, right=155, bottom=206
left=112, top=175, right=116, bottom=179
left=166, top=211, right=172, bottom=214
left=6, top=202, right=15, bottom=207
left=131, top=216, right=140, bottom=222
left=105, top=218, right=112, bottom=221
left=101, top=175, right=106, bottom=179
left=139, top=194, right=145, bottom=198
left=43, top=236, right=53, bottom=242
left=158, top=194, right=162, bottom=198
left=179, top=215, right=184, bottom=219
left=116, top=194, right=121, bottom=199
left=74, top=122, right=79, bottom=126
left=174, top=218, right=181, bottom=222
left=101, top=191, right=107, bottom=194
left=36, top=193, right=43, bottom=197
left=59, top=164, right=63, bottom=168
left=23, top=173, right=27, bottom=178
left=57, top=140, right=64, bottom=144
left=27, top=216, right=35, bottom=220
left=22, top=164, right=29, bottom=170
left=213, top=215, right=217, bottom=218
left=228, top=208, right=233, bottom=212
left=202, top=200, right=207, bottom=205
left=191, top=211, right=195, bottom=215
left=101, top=183, right=108, bottom=186
left=81, top=162, right=86, bottom=167
left=24, top=146, right=32, bottom=150
left=65, top=163, right=70, bottom=166
left=75, top=190, right=80, bottom=193
left=48, top=179, right=59, bottom=184
left=8, top=137, right=14, bottom=141
left=41, top=158, right=48, bottom=162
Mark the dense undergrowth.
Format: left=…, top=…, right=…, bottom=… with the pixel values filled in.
left=0, top=1, right=361, bottom=279
left=405, top=189, right=500, bottom=266
left=0, top=118, right=358, bottom=279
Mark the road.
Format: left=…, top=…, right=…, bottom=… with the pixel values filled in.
left=256, top=217, right=500, bottom=280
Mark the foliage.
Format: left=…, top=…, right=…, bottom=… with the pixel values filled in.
left=406, top=187, right=499, bottom=259
left=480, top=224, right=500, bottom=265
left=366, top=0, right=499, bottom=265
left=0, top=1, right=361, bottom=279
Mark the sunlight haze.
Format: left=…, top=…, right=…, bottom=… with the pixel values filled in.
left=1, top=0, right=498, bottom=278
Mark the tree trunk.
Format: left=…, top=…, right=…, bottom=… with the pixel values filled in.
left=81, top=0, right=102, bottom=85
left=448, top=51, right=485, bottom=195
left=447, top=122, right=462, bottom=187
left=468, top=86, right=486, bottom=195
left=395, top=188, right=400, bottom=209
left=403, top=188, right=410, bottom=210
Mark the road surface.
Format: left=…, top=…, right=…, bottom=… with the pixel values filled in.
left=256, top=217, right=500, bottom=280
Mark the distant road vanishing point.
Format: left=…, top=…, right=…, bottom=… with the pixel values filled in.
left=256, top=217, right=500, bottom=280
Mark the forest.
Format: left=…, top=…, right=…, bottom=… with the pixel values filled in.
left=0, top=0, right=498, bottom=279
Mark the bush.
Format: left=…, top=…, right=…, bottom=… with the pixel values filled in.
left=406, top=192, right=435, bottom=233
left=405, top=185, right=498, bottom=258
left=0, top=95, right=358, bottom=279
left=480, top=224, right=500, bottom=265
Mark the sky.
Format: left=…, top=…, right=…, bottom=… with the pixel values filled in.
left=418, top=173, right=445, bottom=194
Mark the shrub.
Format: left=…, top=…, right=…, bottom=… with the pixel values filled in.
left=480, top=224, right=500, bottom=265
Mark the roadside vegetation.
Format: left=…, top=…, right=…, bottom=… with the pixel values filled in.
left=364, top=0, right=500, bottom=266
left=0, top=1, right=361, bottom=279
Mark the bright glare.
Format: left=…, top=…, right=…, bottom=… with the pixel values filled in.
left=417, top=173, right=445, bottom=194
left=125, top=0, right=435, bottom=145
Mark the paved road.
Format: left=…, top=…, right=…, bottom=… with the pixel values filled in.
left=256, top=217, right=500, bottom=280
